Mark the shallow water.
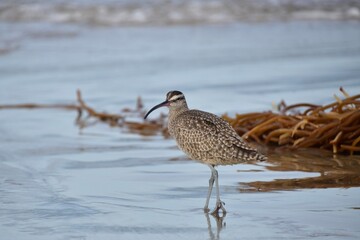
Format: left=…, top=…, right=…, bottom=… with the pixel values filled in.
left=1, top=15, right=360, bottom=240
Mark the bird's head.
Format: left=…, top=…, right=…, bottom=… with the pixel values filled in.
left=144, top=90, right=187, bottom=119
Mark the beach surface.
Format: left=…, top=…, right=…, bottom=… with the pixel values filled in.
left=1, top=1, right=360, bottom=239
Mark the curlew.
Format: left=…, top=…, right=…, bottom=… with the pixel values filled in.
left=144, top=90, right=267, bottom=215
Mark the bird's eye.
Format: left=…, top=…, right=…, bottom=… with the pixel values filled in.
left=170, top=96, right=184, bottom=103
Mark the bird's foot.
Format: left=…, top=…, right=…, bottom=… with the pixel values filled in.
left=203, top=206, right=210, bottom=213
left=210, top=201, right=226, bottom=217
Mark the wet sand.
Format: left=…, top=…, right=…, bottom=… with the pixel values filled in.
left=0, top=109, right=360, bottom=239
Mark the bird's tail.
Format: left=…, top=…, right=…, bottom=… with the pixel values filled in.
left=250, top=151, right=268, bottom=162
left=257, top=153, right=268, bottom=161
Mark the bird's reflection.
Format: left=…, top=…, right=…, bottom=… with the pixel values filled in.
left=205, top=212, right=226, bottom=240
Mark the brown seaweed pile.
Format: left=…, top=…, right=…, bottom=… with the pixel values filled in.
left=223, top=88, right=360, bottom=155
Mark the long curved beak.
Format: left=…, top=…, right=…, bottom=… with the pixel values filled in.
left=144, top=100, right=169, bottom=119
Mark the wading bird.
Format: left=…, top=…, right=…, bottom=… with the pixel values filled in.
left=144, top=90, right=267, bottom=215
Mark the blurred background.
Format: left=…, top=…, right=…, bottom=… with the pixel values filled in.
left=0, top=1, right=360, bottom=239
left=1, top=0, right=360, bottom=111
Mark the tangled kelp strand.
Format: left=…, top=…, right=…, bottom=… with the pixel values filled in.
left=0, top=90, right=168, bottom=136
left=75, top=90, right=168, bottom=136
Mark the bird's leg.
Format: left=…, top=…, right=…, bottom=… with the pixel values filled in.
left=210, top=166, right=226, bottom=216
left=204, top=165, right=215, bottom=213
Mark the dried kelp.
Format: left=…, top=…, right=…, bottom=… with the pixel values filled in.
left=223, top=88, right=360, bottom=155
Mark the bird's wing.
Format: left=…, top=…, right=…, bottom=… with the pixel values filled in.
left=174, top=114, right=218, bottom=152
left=173, top=110, right=258, bottom=161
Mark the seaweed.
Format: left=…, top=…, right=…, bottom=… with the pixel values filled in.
left=75, top=89, right=168, bottom=136
left=223, top=87, right=360, bottom=155
left=1, top=88, right=359, bottom=155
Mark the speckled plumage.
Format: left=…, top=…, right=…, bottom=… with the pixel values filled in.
left=169, top=109, right=266, bottom=165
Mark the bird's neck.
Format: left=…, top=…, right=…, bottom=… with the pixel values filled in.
left=168, top=105, right=189, bottom=124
